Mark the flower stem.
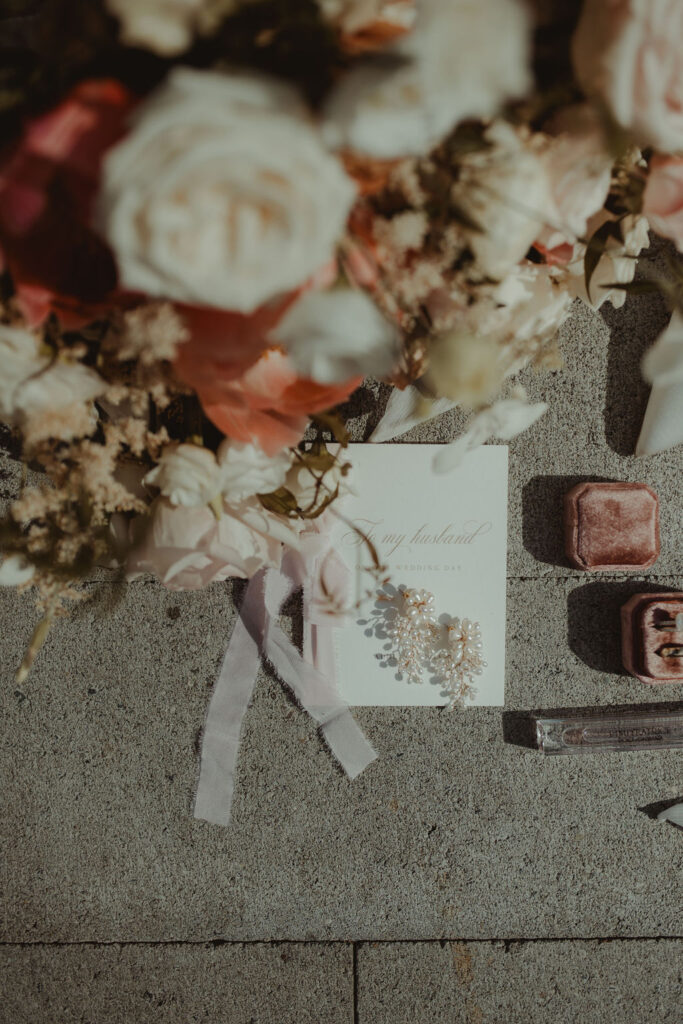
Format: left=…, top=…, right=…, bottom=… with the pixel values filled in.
left=15, top=611, right=54, bottom=684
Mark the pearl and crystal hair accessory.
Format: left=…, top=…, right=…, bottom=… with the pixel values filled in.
left=385, top=587, right=438, bottom=685
left=430, top=617, right=487, bottom=710
left=384, top=587, right=486, bottom=705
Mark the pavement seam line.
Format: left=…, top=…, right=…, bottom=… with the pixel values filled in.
left=1, top=936, right=682, bottom=948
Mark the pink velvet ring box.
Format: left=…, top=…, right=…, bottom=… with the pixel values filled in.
left=621, top=593, right=683, bottom=684
left=564, top=482, right=660, bottom=571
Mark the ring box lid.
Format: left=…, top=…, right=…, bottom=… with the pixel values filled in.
left=564, top=482, right=659, bottom=571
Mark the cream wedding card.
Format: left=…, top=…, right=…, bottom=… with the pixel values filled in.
left=330, top=444, right=508, bottom=706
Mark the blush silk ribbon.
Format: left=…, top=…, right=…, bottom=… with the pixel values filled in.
left=193, top=531, right=377, bottom=826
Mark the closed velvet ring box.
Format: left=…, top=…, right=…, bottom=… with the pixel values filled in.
left=621, top=593, right=683, bottom=684
left=564, top=482, right=660, bottom=571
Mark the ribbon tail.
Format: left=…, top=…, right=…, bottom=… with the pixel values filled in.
left=307, top=617, right=376, bottom=779
left=263, top=565, right=377, bottom=780
left=193, top=571, right=265, bottom=826
left=319, top=707, right=377, bottom=780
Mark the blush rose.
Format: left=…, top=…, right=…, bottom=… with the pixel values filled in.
left=643, top=155, right=683, bottom=250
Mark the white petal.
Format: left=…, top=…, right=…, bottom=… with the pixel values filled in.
left=369, top=385, right=457, bottom=443
left=270, top=289, right=399, bottom=384
left=432, top=396, right=547, bottom=473
left=0, top=554, right=35, bottom=586
left=641, top=312, right=683, bottom=388
left=635, top=382, right=683, bottom=455
left=657, top=802, right=683, bottom=828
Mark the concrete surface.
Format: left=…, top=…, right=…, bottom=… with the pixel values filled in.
left=357, top=940, right=683, bottom=1023
left=1, top=573, right=682, bottom=944
left=1, top=277, right=682, bottom=1018
left=0, top=943, right=352, bottom=1023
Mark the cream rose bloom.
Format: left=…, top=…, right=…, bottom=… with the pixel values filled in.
left=144, top=444, right=224, bottom=507
left=268, top=289, right=400, bottom=384
left=97, top=68, right=357, bottom=313
left=0, top=324, right=105, bottom=438
left=217, top=439, right=292, bottom=503
left=323, top=0, right=531, bottom=158
left=127, top=497, right=301, bottom=589
left=573, top=0, right=683, bottom=153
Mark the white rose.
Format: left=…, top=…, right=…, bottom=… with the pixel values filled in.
left=452, top=123, right=554, bottom=280
left=106, top=0, right=227, bottom=56
left=144, top=444, right=224, bottom=506
left=268, top=289, right=400, bottom=384
left=323, top=0, right=531, bottom=158
left=217, top=439, right=292, bottom=502
left=0, top=324, right=104, bottom=428
left=564, top=212, right=650, bottom=310
left=572, top=0, right=683, bottom=153
left=127, top=496, right=301, bottom=589
left=97, top=68, right=357, bottom=314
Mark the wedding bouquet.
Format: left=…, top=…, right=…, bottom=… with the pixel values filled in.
left=1, top=0, right=682, bottom=680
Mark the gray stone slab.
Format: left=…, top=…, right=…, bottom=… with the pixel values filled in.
left=357, top=940, right=683, bottom=1024
left=1, top=574, right=682, bottom=942
left=0, top=942, right=352, bottom=1024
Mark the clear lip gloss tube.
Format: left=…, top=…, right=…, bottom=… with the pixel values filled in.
left=535, top=709, right=683, bottom=755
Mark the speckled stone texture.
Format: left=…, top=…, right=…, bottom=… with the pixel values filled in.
left=357, top=940, right=683, bottom=1024
left=1, top=280, right=682, bottom=1017
left=0, top=943, right=352, bottom=1024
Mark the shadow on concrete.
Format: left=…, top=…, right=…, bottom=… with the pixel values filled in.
left=639, top=796, right=683, bottom=824
left=567, top=579, right=673, bottom=674
left=335, top=381, right=393, bottom=441
left=0, top=423, right=21, bottom=460
left=501, top=711, right=538, bottom=749
left=522, top=474, right=613, bottom=567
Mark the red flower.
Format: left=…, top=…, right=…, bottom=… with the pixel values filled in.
left=0, top=79, right=135, bottom=326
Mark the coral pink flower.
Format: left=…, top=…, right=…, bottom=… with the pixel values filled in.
left=643, top=155, right=683, bottom=252
left=174, top=344, right=361, bottom=455
left=0, top=79, right=134, bottom=325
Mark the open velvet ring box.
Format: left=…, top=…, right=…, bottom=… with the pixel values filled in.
left=564, top=482, right=660, bottom=571
left=622, top=593, right=683, bottom=685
